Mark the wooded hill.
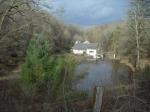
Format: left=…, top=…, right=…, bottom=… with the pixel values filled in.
left=0, top=0, right=82, bottom=75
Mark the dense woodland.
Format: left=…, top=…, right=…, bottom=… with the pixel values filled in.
left=0, top=0, right=150, bottom=112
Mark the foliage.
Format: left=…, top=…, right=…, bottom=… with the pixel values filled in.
left=21, top=34, right=50, bottom=85
left=21, top=35, right=78, bottom=100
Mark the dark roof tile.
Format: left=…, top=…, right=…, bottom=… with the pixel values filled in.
left=73, top=43, right=98, bottom=50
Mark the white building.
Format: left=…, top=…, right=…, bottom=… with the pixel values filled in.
left=86, top=49, right=97, bottom=58
left=72, top=41, right=99, bottom=59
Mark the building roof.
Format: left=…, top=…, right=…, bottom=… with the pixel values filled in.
left=73, top=43, right=98, bottom=50
left=86, top=43, right=98, bottom=49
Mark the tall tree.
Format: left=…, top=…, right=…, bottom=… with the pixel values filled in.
left=127, top=0, right=147, bottom=68
left=109, top=27, right=123, bottom=59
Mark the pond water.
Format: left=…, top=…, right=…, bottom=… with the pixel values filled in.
left=74, top=60, right=130, bottom=93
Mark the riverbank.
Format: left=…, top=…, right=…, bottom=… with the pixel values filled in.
left=0, top=78, right=91, bottom=112
left=97, top=56, right=150, bottom=112
left=74, top=56, right=150, bottom=112
left=108, top=56, right=150, bottom=72
left=1, top=54, right=150, bottom=112
left=102, top=64, right=150, bottom=112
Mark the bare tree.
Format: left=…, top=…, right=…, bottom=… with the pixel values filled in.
left=128, top=0, right=147, bottom=69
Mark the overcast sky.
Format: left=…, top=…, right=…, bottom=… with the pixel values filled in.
left=42, top=0, right=130, bottom=27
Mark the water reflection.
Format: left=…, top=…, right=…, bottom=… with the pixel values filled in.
left=74, top=60, right=129, bottom=93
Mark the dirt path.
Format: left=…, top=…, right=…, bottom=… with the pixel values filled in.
left=0, top=68, right=20, bottom=81
left=0, top=74, right=20, bottom=81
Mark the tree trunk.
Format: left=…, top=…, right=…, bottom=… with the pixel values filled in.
left=134, top=7, right=140, bottom=69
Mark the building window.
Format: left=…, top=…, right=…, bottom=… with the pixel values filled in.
left=89, top=51, right=94, bottom=53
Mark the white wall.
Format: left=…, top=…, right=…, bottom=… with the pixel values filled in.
left=86, top=49, right=97, bottom=58
left=73, top=49, right=84, bottom=55
left=73, top=49, right=98, bottom=58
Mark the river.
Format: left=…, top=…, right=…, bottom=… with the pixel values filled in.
left=74, top=60, right=130, bottom=93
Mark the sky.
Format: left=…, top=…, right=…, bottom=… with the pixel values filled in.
left=42, top=0, right=130, bottom=27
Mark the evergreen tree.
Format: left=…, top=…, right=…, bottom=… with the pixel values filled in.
left=21, top=34, right=51, bottom=85
left=21, top=34, right=77, bottom=100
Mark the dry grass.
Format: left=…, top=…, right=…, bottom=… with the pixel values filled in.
left=101, top=80, right=150, bottom=112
